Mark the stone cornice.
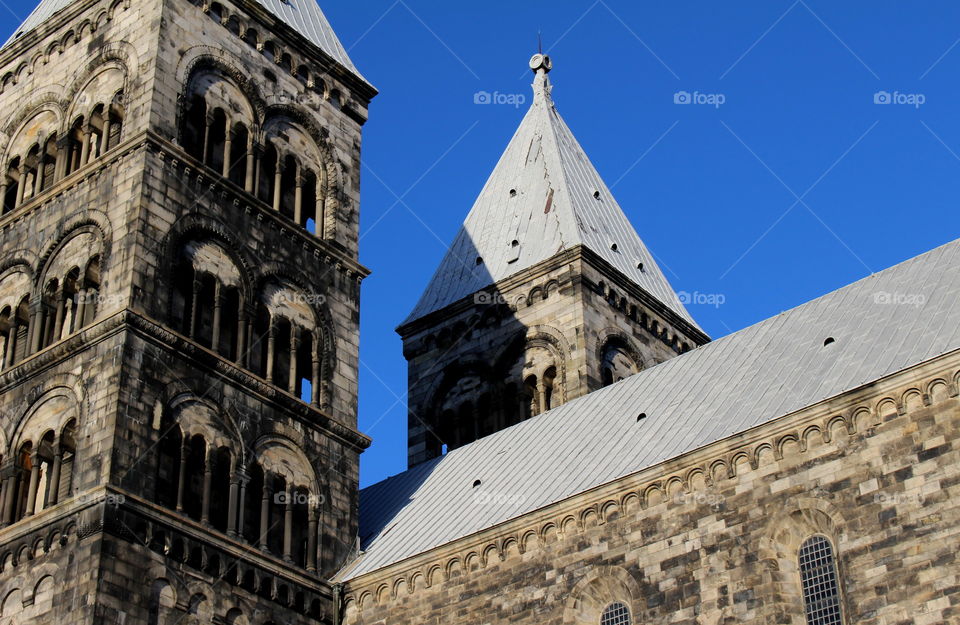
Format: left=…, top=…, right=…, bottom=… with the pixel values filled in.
left=0, top=310, right=371, bottom=451
left=0, top=133, right=147, bottom=234
left=123, top=310, right=371, bottom=451
left=146, top=130, right=371, bottom=281
left=111, top=488, right=333, bottom=595
left=338, top=348, right=960, bottom=601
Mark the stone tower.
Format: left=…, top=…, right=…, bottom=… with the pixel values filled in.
left=399, top=54, right=708, bottom=467
left=0, top=0, right=374, bottom=623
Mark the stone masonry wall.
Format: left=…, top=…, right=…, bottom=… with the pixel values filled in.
left=345, top=352, right=960, bottom=625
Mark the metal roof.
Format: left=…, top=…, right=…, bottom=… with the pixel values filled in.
left=341, top=237, right=960, bottom=579
left=3, top=0, right=365, bottom=83
left=403, top=62, right=698, bottom=328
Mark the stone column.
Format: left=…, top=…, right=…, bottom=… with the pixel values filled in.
left=222, top=125, right=233, bottom=178
left=28, top=303, right=43, bottom=354
left=317, top=171, right=326, bottom=237
left=3, top=320, right=17, bottom=368
left=46, top=444, right=62, bottom=507
left=293, top=167, right=303, bottom=225
left=244, top=315, right=255, bottom=369
left=34, top=147, right=45, bottom=194
left=307, top=505, right=319, bottom=573
left=244, top=137, right=256, bottom=193
left=201, top=115, right=213, bottom=166
left=24, top=452, right=41, bottom=516
left=272, top=156, right=283, bottom=211
left=211, top=281, right=223, bottom=352
left=236, top=468, right=248, bottom=539
left=236, top=307, right=247, bottom=365
left=188, top=278, right=201, bottom=339
left=176, top=438, right=189, bottom=513
left=201, top=446, right=213, bottom=524
left=54, top=137, right=69, bottom=180
left=79, top=126, right=91, bottom=166
left=53, top=291, right=67, bottom=342
left=14, top=167, right=26, bottom=207
left=265, top=319, right=276, bottom=382
left=252, top=143, right=262, bottom=197
left=259, top=481, right=272, bottom=551
left=227, top=461, right=240, bottom=537
left=311, top=342, right=321, bottom=408
left=288, top=327, right=300, bottom=394
left=0, top=474, right=14, bottom=526
left=101, top=118, right=112, bottom=154
left=282, top=490, right=293, bottom=562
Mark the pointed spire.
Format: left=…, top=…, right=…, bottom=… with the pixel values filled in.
left=402, top=53, right=702, bottom=332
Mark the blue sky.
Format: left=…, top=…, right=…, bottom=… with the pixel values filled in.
left=3, top=1, right=960, bottom=487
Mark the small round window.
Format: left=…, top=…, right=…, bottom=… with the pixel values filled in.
left=600, top=602, right=631, bottom=625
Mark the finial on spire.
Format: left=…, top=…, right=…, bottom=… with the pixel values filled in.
left=529, top=53, right=552, bottom=74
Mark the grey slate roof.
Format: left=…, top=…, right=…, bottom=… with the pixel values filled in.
left=341, top=237, right=960, bottom=579
left=402, top=66, right=699, bottom=328
left=3, top=0, right=365, bottom=83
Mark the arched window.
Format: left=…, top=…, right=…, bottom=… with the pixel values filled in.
left=523, top=375, right=538, bottom=418
left=106, top=92, right=124, bottom=151
left=154, top=415, right=182, bottom=510
left=799, top=536, right=843, bottom=625
left=208, top=108, right=228, bottom=173
left=65, top=117, right=85, bottom=176
left=2, top=158, right=20, bottom=214
left=228, top=122, right=249, bottom=188
left=542, top=366, right=557, bottom=411
left=182, top=95, right=207, bottom=161
left=600, top=602, right=631, bottom=625
left=38, top=135, right=57, bottom=193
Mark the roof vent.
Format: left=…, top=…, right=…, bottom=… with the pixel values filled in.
left=476, top=256, right=483, bottom=265
left=472, top=479, right=482, bottom=488
left=592, top=189, right=601, bottom=200
left=609, top=242, right=619, bottom=252
left=637, top=413, right=647, bottom=422
left=636, top=261, right=645, bottom=272
left=823, top=337, right=836, bottom=346
left=509, top=189, right=517, bottom=197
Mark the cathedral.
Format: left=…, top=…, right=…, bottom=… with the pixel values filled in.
left=0, top=1, right=957, bottom=624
